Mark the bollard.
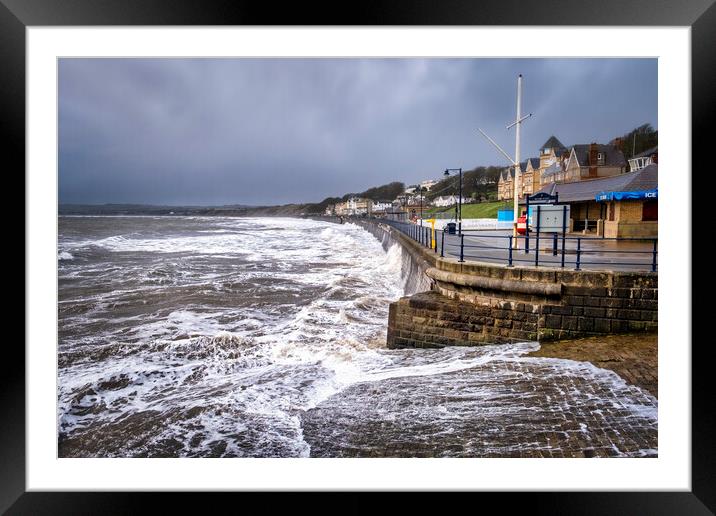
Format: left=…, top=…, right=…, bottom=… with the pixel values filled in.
left=575, top=238, right=582, bottom=270
left=651, top=239, right=657, bottom=272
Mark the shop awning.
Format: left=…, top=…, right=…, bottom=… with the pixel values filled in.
left=595, top=188, right=658, bottom=202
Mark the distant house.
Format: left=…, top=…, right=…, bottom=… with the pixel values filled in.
left=392, top=194, right=411, bottom=208
left=405, top=195, right=423, bottom=207
left=334, top=197, right=371, bottom=216
left=497, top=168, right=515, bottom=201
left=539, top=160, right=567, bottom=186
left=561, top=143, right=627, bottom=182
left=370, top=200, right=392, bottom=213
left=521, top=158, right=541, bottom=197
left=419, top=179, right=439, bottom=192
left=432, top=195, right=468, bottom=208
left=628, top=146, right=658, bottom=172
left=536, top=136, right=569, bottom=186
left=539, top=136, right=568, bottom=165
left=333, top=201, right=347, bottom=216
left=347, top=197, right=371, bottom=215
left=499, top=136, right=568, bottom=200
left=497, top=160, right=535, bottom=201
left=324, top=204, right=335, bottom=216
left=526, top=163, right=657, bottom=238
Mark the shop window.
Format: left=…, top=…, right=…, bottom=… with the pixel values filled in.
left=642, top=200, right=658, bottom=221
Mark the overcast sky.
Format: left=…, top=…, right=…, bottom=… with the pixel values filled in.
left=59, top=58, right=657, bottom=206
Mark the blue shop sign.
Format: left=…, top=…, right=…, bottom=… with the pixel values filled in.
left=595, top=188, right=658, bottom=202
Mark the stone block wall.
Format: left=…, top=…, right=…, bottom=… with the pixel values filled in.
left=387, top=258, right=657, bottom=348
left=387, top=291, right=541, bottom=348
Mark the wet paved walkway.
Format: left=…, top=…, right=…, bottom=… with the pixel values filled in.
left=529, top=333, right=658, bottom=397
left=302, top=338, right=658, bottom=458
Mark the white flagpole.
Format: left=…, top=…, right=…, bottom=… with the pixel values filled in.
left=513, top=74, right=523, bottom=243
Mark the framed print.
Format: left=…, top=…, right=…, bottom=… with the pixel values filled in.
left=5, top=0, right=713, bottom=512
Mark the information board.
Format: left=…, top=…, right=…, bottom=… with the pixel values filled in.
left=527, top=204, right=570, bottom=233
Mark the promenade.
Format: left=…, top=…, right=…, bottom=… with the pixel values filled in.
left=406, top=224, right=657, bottom=272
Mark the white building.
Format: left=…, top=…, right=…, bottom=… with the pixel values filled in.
left=432, top=195, right=469, bottom=208
left=628, top=146, right=658, bottom=172
left=419, top=179, right=439, bottom=191
left=334, top=197, right=370, bottom=216
left=345, top=197, right=370, bottom=215
left=371, top=201, right=392, bottom=212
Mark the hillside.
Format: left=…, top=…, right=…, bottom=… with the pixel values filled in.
left=426, top=200, right=512, bottom=219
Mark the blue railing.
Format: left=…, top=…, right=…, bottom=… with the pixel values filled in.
left=379, top=219, right=657, bottom=272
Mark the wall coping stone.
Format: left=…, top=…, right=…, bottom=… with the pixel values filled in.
left=426, top=267, right=562, bottom=297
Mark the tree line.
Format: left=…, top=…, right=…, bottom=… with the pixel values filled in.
left=614, top=123, right=658, bottom=161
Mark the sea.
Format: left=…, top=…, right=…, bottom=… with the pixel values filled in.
left=57, top=216, right=657, bottom=457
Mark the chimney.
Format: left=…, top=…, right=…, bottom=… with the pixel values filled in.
left=589, top=143, right=598, bottom=165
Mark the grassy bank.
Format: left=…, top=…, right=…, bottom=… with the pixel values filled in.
left=426, top=200, right=512, bottom=219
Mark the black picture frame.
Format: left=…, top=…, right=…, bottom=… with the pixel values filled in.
left=4, top=0, right=712, bottom=513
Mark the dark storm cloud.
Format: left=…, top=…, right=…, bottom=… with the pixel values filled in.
left=59, top=58, right=657, bottom=205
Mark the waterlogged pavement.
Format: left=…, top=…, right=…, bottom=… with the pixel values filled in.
left=302, top=341, right=658, bottom=458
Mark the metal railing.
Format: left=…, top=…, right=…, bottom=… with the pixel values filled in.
left=379, top=219, right=657, bottom=272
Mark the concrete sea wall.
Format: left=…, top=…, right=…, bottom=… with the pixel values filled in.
left=353, top=220, right=432, bottom=295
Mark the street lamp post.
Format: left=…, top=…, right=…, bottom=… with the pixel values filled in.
left=444, top=168, right=463, bottom=235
